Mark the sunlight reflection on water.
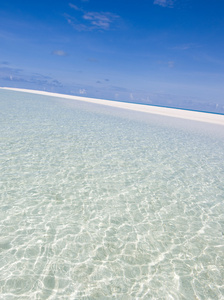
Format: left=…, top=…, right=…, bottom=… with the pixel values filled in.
left=1, top=90, right=224, bottom=299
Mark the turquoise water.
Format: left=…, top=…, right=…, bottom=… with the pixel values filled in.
left=0, top=90, right=224, bottom=299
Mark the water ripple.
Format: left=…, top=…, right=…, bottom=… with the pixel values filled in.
left=1, top=90, right=224, bottom=298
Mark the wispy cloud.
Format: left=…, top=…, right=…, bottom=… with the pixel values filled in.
left=195, top=53, right=224, bottom=66
left=1, top=75, right=63, bottom=87
left=168, top=61, right=174, bottom=68
left=171, top=43, right=200, bottom=50
left=67, top=3, right=120, bottom=31
left=0, top=66, right=63, bottom=87
left=153, top=0, right=175, bottom=8
left=0, top=66, right=23, bottom=74
left=52, top=50, right=68, bottom=56
left=69, top=3, right=81, bottom=11
left=1, top=61, right=10, bottom=65
left=79, top=88, right=87, bottom=94
left=83, top=12, right=119, bottom=30
left=157, top=60, right=175, bottom=68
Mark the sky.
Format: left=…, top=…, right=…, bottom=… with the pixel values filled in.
left=0, top=0, right=224, bottom=113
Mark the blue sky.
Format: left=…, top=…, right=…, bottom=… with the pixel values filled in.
left=0, top=0, right=224, bottom=112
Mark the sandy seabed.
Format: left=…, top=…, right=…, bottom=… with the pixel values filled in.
left=1, top=87, right=224, bottom=298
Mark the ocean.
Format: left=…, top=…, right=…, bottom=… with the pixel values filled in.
left=1, top=89, right=224, bottom=299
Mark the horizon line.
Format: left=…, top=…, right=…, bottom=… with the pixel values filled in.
left=1, top=87, right=224, bottom=126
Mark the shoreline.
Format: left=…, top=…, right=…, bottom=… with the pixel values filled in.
left=1, top=87, right=224, bottom=126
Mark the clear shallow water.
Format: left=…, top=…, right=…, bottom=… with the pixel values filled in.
left=0, top=90, right=224, bottom=299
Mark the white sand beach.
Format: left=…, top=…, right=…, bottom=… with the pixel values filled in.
left=1, top=87, right=224, bottom=125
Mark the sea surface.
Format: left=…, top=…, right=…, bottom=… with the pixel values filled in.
left=0, top=90, right=224, bottom=299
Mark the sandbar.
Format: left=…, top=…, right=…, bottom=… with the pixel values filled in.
left=1, top=87, right=224, bottom=126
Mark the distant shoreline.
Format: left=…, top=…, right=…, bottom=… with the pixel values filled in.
left=1, top=87, right=224, bottom=126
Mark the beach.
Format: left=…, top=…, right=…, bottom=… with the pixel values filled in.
left=1, top=87, right=224, bottom=126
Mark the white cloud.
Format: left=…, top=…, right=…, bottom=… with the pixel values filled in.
left=67, top=4, right=119, bottom=31
left=83, top=12, right=118, bottom=30
left=79, top=89, right=87, bottom=94
left=153, top=0, right=174, bottom=7
left=52, top=50, right=68, bottom=56
left=69, top=3, right=80, bottom=11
